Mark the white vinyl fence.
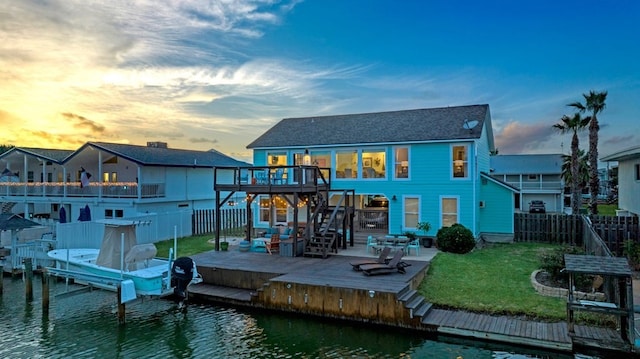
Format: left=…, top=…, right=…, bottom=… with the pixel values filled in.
left=55, top=210, right=193, bottom=249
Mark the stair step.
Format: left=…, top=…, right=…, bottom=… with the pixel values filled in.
left=414, top=302, right=433, bottom=317
left=398, top=289, right=417, bottom=302
left=405, top=295, right=425, bottom=310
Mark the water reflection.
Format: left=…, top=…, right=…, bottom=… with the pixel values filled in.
left=0, top=276, right=610, bottom=359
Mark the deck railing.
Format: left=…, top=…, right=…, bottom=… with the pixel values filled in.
left=0, top=181, right=165, bottom=198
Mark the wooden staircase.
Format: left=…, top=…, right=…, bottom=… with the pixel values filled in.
left=1, top=201, right=16, bottom=213
left=397, top=285, right=434, bottom=322
left=303, top=190, right=353, bottom=258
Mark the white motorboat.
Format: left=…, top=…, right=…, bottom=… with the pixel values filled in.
left=48, top=220, right=201, bottom=298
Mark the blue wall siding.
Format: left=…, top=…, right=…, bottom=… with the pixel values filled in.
left=479, top=179, right=514, bottom=234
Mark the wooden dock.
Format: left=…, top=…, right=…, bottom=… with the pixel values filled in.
left=187, top=250, right=635, bottom=355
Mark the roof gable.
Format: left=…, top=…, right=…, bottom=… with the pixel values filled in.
left=0, top=147, right=74, bottom=163
left=247, top=104, right=491, bottom=149
left=601, top=145, right=640, bottom=162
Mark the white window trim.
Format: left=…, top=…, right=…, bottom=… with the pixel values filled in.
left=393, top=146, right=411, bottom=180
left=439, top=195, right=460, bottom=228
left=451, top=144, right=470, bottom=180
left=402, top=195, right=421, bottom=231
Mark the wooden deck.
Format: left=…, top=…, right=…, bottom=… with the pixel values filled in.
left=187, top=250, right=636, bottom=355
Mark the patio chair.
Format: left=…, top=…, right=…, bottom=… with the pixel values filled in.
left=406, top=238, right=420, bottom=256
left=271, top=168, right=286, bottom=184
left=365, top=235, right=378, bottom=254
left=360, top=250, right=410, bottom=276
left=350, top=246, right=391, bottom=271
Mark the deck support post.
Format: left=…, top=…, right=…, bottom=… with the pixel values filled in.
left=42, top=270, right=50, bottom=314
left=24, top=258, right=33, bottom=302
left=117, top=285, right=126, bottom=324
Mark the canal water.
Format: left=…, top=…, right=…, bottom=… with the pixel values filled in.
left=0, top=277, right=608, bottom=358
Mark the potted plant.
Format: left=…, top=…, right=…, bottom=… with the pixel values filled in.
left=416, top=221, right=432, bottom=248
left=220, top=239, right=229, bottom=251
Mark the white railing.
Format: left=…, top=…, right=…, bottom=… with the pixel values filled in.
left=0, top=181, right=165, bottom=198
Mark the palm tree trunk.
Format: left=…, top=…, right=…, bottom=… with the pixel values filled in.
left=588, top=115, right=599, bottom=214
left=571, top=133, right=580, bottom=216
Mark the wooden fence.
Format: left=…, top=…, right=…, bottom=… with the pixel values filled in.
left=514, top=213, right=583, bottom=245
left=192, top=208, right=247, bottom=236
left=514, top=213, right=639, bottom=256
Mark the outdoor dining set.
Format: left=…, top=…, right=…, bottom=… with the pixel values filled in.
left=366, top=234, right=421, bottom=256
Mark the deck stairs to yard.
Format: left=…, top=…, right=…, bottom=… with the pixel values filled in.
left=397, top=286, right=434, bottom=321
left=304, top=190, right=353, bottom=258
left=1, top=201, right=16, bottom=213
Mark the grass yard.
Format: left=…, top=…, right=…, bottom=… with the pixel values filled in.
left=155, top=233, right=215, bottom=258
left=419, top=242, right=567, bottom=321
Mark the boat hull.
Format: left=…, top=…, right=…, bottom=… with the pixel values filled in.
left=48, top=249, right=171, bottom=296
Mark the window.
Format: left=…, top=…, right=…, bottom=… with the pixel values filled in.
left=394, top=147, right=409, bottom=179
left=452, top=145, right=468, bottom=178
left=267, top=152, right=287, bottom=165
left=335, top=150, right=357, bottom=179
left=403, top=196, right=420, bottom=229
left=259, top=196, right=270, bottom=223
left=106, top=209, right=124, bottom=218
left=310, top=151, right=331, bottom=179
left=274, top=196, right=287, bottom=223
left=527, top=174, right=538, bottom=180
left=362, top=149, right=386, bottom=179
left=28, top=171, right=34, bottom=183
left=441, top=197, right=458, bottom=227
left=636, top=164, right=640, bottom=181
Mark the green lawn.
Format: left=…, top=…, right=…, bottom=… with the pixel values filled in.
left=155, top=233, right=216, bottom=258
left=419, top=242, right=567, bottom=321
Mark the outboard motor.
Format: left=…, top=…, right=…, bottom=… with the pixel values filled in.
left=171, top=257, right=195, bottom=303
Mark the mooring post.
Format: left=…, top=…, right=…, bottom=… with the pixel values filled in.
left=117, top=285, right=125, bottom=325
left=42, top=269, right=50, bottom=315
left=24, top=258, right=33, bottom=302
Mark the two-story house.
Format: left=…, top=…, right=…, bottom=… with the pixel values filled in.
left=245, top=104, right=518, bottom=240
left=602, top=145, right=640, bottom=216
left=489, top=154, right=564, bottom=213
left=0, top=141, right=248, bottom=240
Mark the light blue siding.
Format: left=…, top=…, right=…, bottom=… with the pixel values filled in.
left=479, top=178, right=515, bottom=234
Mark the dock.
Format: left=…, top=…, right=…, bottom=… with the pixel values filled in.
left=187, top=248, right=635, bottom=355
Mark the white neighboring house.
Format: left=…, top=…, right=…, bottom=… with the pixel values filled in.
left=601, top=145, right=640, bottom=216
left=489, top=154, right=564, bottom=213
left=0, top=141, right=248, bottom=240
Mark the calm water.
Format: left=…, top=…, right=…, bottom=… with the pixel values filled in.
left=0, top=277, right=607, bottom=359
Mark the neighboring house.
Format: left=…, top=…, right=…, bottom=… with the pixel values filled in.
left=489, top=154, right=564, bottom=213
left=601, top=145, right=640, bottom=216
left=246, top=104, right=518, bottom=239
left=0, top=141, right=248, bottom=239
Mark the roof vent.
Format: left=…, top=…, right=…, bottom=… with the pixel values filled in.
left=147, top=142, right=168, bottom=148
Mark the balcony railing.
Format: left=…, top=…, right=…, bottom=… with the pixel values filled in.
left=0, top=182, right=165, bottom=198
left=504, top=181, right=563, bottom=190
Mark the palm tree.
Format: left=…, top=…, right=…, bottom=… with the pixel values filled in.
left=561, top=149, right=589, bottom=194
left=568, top=90, right=607, bottom=214
left=553, top=113, right=590, bottom=215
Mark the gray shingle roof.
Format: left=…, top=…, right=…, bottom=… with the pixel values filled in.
left=490, top=154, right=563, bottom=175
left=0, top=147, right=74, bottom=163
left=247, top=105, right=491, bottom=149
left=84, top=142, right=249, bottom=168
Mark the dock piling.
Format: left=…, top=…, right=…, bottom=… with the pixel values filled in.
left=117, top=285, right=126, bottom=325
left=24, top=258, right=33, bottom=302
left=42, top=270, right=50, bottom=315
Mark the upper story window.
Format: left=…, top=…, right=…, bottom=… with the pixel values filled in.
left=394, top=147, right=409, bottom=179
left=452, top=145, right=469, bottom=178
left=335, top=150, right=358, bottom=179
left=268, top=153, right=287, bottom=166
left=362, top=149, right=386, bottom=179
left=310, top=151, right=331, bottom=179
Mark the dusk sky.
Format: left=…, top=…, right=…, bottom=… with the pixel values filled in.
left=1, top=0, right=638, bottom=163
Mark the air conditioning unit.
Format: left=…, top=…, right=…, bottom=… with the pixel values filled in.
left=479, top=201, right=485, bottom=208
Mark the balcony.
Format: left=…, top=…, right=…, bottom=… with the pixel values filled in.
left=0, top=181, right=165, bottom=199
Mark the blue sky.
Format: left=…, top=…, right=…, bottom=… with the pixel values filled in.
left=0, top=0, right=638, bottom=163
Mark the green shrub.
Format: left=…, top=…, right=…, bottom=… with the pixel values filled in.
left=538, top=245, right=592, bottom=290
left=435, top=224, right=476, bottom=254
